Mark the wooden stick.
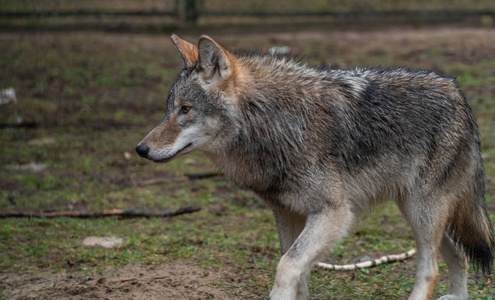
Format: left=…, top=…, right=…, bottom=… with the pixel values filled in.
left=138, top=176, right=189, bottom=186
left=0, top=207, right=200, bottom=219
left=138, top=172, right=222, bottom=186
left=317, top=249, right=416, bottom=271
left=0, top=121, right=37, bottom=128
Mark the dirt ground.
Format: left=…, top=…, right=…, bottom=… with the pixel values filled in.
left=1, top=24, right=494, bottom=299
left=1, top=262, right=257, bottom=299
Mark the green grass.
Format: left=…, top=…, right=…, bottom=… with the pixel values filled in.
left=1, top=29, right=495, bottom=299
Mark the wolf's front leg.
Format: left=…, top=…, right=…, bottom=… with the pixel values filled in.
left=271, top=207, right=308, bottom=299
left=269, top=204, right=354, bottom=300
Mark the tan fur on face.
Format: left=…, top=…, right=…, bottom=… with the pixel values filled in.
left=144, top=115, right=181, bottom=149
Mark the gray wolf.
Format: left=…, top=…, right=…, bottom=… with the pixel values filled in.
left=136, top=34, right=494, bottom=300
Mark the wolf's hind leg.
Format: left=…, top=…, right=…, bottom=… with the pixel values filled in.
left=398, top=195, right=449, bottom=300
left=438, top=233, right=468, bottom=300
left=269, top=204, right=353, bottom=300
left=296, top=270, right=310, bottom=300
left=272, top=207, right=309, bottom=300
left=408, top=242, right=439, bottom=300
left=273, top=207, right=307, bottom=255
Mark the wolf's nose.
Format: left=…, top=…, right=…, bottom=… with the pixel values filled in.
left=135, top=145, right=150, bottom=158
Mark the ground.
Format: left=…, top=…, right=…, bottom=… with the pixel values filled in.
left=1, top=24, right=494, bottom=299
left=2, top=263, right=256, bottom=299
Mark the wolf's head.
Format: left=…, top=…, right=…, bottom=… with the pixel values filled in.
left=136, top=35, right=249, bottom=163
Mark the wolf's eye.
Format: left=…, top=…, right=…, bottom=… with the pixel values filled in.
left=180, top=106, right=192, bottom=114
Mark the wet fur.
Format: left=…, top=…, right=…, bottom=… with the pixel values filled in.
left=137, top=35, right=494, bottom=299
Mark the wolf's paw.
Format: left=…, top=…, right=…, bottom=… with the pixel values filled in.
left=270, top=291, right=296, bottom=300
left=269, top=286, right=297, bottom=300
left=438, top=295, right=468, bottom=300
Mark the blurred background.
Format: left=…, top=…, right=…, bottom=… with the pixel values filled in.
left=1, top=1, right=495, bottom=299
left=1, top=0, right=495, bottom=29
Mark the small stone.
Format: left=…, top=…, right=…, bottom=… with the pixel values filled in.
left=82, top=236, right=124, bottom=248
left=354, top=256, right=373, bottom=263
left=124, top=151, right=132, bottom=160
left=268, top=46, right=290, bottom=56
left=0, top=87, right=16, bottom=105
left=29, top=137, right=56, bottom=146
left=6, top=162, right=47, bottom=172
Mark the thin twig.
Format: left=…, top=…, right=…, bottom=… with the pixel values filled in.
left=138, top=172, right=222, bottom=186
left=0, top=207, right=201, bottom=219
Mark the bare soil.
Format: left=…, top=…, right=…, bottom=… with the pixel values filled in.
left=1, top=262, right=258, bottom=299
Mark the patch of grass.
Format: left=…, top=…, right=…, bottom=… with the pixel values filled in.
left=1, top=29, right=495, bottom=299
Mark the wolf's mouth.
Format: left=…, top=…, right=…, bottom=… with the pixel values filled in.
left=154, top=143, right=193, bottom=163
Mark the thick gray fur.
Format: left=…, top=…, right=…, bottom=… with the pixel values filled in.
left=137, top=35, right=494, bottom=300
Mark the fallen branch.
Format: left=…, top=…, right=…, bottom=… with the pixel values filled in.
left=0, top=207, right=201, bottom=219
left=317, top=249, right=416, bottom=271
left=138, top=172, right=222, bottom=186
left=0, top=121, right=37, bottom=129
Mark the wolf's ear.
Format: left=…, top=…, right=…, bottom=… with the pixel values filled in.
left=198, top=35, right=235, bottom=87
left=171, top=34, right=199, bottom=68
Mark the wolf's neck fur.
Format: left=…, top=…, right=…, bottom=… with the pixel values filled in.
left=208, top=56, right=338, bottom=193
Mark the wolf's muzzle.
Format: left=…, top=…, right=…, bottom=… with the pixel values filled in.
left=135, top=144, right=150, bottom=158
